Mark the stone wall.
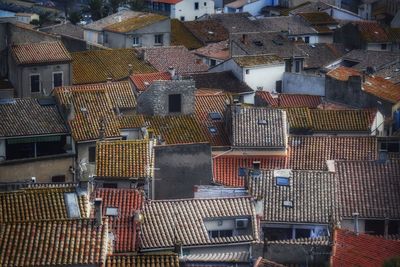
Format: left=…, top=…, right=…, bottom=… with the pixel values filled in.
left=282, top=72, right=325, bottom=96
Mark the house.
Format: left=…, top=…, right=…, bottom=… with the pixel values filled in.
left=135, top=46, right=208, bottom=74
left=297, top=12, right=338, bottom=43
left=325, top=66, right=400, bottom=118
left=39, top=22, right=86, bottom=52
left=201, top=13, right=263, bottom=34
left=255, top=92, right=323, bottom=108
left=71, top=48, right=157, bottom=85
left=224, top=0, right=276, bottom=16
left=147, top=0, right=215, bottom=21
left=140, top=197, right=259, bottom=255
left=289, top=1, right=362, bottom=21
left=95, top=140, right=154, bottom=189
left=330, top=228, right=400, bottom=266
left=333, top=21, right=391, bottom=51
left=83, top=10, right=171, bottom=48
left=130, top=71, right=172, bottom=95
left=193, top=40, right=230, bottom=67
left=335, top=160, right=400, bottom=235
left=170, top=19, right=203, bottom=50
left=0, top=98, right=74, bottom=184
left=211, top=55, right=285, bottom=94
left=15, top=13, right=39, bottom=24
left=8, top=41, right=72, bottom=97
left=106, top=254, right=179, bottom=267
left=183, top=20, right=229, bottom=45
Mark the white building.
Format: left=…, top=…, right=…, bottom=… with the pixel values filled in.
left=15, top=13, right=39, bottom=24
left=149, top=0, right=215, bottom=21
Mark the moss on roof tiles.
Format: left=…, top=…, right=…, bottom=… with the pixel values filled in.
left=233, top=55, right=284, bottom=67
left=104, top=13, right=168, bottom=33
left=171, top=19, right=203, bottom=50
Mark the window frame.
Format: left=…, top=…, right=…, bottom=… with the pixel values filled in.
left=88, top=146, right=96, bottom=164
left=194, top=2, right=199, bottom=9
left=304, top=36, right=310, bottom=43
left=154, top=34, right=163, bottom=45
left=52, top=71, right=63, bottom=89
left=30, top=73, right=41, bottom=93
left=168, top=93, right=182, bottom=113
left=132, top=36, right=140, bottom=46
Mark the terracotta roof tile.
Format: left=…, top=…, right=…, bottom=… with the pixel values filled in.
left=256, top=92, right=323, bottom=108
left=141, top=197, right=259, bottom=249
left=195, top=93, right=231, bottom=146
left=118, top=115, right=146, bottom=129
left=106, top=253, right=179, bottom=266
left=190, top=71, right=253, bottom=93
left=297, top=12, right=337, bottom=25
left=11, top=41, right=71, bottom=65
left=0, top=98, right=67, bottom=137
left=331, top=229, right=400, bottom=267
left=130, top=72, right=171, bottom=92
left=213, top=155, right=287, bottom=187
left=288, top=136, right=377, bottom=170
left=285, top=107, right=313, bottom=131
left=335, top=160, right=400, bottom=219
left=171, top=19, right=203, bottom=50
left=71, top=49, right=156, bottom=84
left=351, top=20, right=389, bottom=43
left=104, top=13, right=167, bottom=33
left=182, top=251, right=250, bottom=262
left=254, top=257, right=286, bottom=267
left=0, top=218, right=108, bottom=266
left=193, top=40, right=230, bottom=61
left=96, top=140, right=153, bottom=179
left=84, top=10, right=143, bottom=31
left=137, top=46, right=208, bottom=74
left=183, top=20, right=229, bottom=44
left=94, top=188, right=144, bottom=252
left=233, top=55, right=284, bottom=67
left=0, top=187, right=89, bottom=223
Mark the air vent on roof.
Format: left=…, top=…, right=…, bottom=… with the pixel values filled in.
left=209, top=112, right=222, bottom=121
left=276, top=177, right=290, bottom=186
left=37, top=98, right=56, bottom=106
left=235, top=218, right=249, bottom=229
left=253, top=40, right=263, bottom=46
left=283, top=200, right=293, bottom=208
left=0, top=98, right=16, bottom=105
left=208, top=31, right=214, bottom=35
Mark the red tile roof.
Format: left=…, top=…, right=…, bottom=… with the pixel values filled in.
left=11, top=41, right=71, bottom=65
left=352, top=21, right=389, bottom=43
left=94, top=188, right=144, bottom=252
left=256, top=92, right=322, bottom=108
left=130, top=72, right=171, bottom=92
left=331, top=228, right=400, bottom=267
left=151, top=0, right=182, bottom=4
left=213, top=155, right=287, bottom=187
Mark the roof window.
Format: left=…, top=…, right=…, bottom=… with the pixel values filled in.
left=106, top=207, right=119, bottom=216
left=283, top=200, right=293, bottom=208
left=276, top=176, right=290, bottom=186
left=208, top=126, right=218, bottom=134
left=209, top=112, right=222, bottom=121
left=258, top=119, right=267, bottom=125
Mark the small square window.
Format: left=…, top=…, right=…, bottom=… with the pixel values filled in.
left=194, top=2, right=199, bottom=9
left=88, top=146, right=96, bottom=163
left=305, top=36, right=310, bottom=43
left=245, top=69, right=250, bottom=74
left=276, top=177, right=289, bottom=186
left=204, top=2, right=207, bottom=5
left=106, top=207, right=119, bottom=216
left=53, top=72, right=63, bottom=88
left=132, top=36, right=140, bottom=46
left=180, top=16, right=185, bottom=21
left=168, top=94, right=181, bottom=113
left=283, top=200, right=293, bottom=207
left=209, top=112, right=222, bottom=120
left=208, top=126, right=218, bottom=134
left=381, top=43, right=387, bottom=50
left=253, top=161, right=260, bottom=169
left=154, top=34, right=163, bottom=45
left=30, top=74, right=40, bottom=93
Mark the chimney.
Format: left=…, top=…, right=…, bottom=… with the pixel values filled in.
left=384, top=217, right=389, bottom=239
left=128, top=64, right=133, bottom=75
left=352, top=212, right=359, bottom=235
left=168, top=66, right=176, bottom=79
left=66, top=103, right=75, bottom=121
left=99, top=118, right=105, bottom=140
left=137, top=50, right=145, bottom=61
left=242, top=34, right=247, bottom=44
left=94, top=198, right=103, bottom=226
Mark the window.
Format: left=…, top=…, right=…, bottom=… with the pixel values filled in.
left=253, top=161, right=260, bottom=169
left=195, top=16, right=198, bottom=19
left=168, top=94, right=181, bottom=113
left=180, top=16, right=185, bottom=21
left=295, top=228, right=311, bottom=238
left=208, top=126, right=218, bottom=134
left=245, top=69, right=250, bottom=74
left=194, top=2, right=199, bottom=9
left=154, top=34, right=163, bottom=45
left=104, top=33, right=108, bottom=43
left=276, top=177, right=290, bottom=186
left=132, top=36, right=140, bottom=46
left=53, top=72, right=63, bottom=88
left=295, top=60, right=301, bottom=73
left=52, top=175, right=66, bottom=183
left=305, top=36, right=310, bottom=43
left=285, top=60, right=292, bottom=72
left=106, top=207, right=119, bottom=216
left=210, top=59, right=216, bottom=67
left=276, top=80, right=282, bottom=93
left=30, top=74, right=40, bottom=93
left=204, top=2, right=207, bottom=5
left=381, top=43, right=387, bottom=50
left=103, top=183, right=118, bottom=188
left=208, top=230, right=233, bottom=238
left=209, top=112, right=222, bottom=120
left=88, top=146, right=96, bottom=163
left=265, top=227, right=292, bottom=241
left=5, top=136, right=66, bottom=160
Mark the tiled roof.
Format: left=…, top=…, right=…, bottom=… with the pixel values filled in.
left=146, top=115, right=208, bottom=144
left=171, top=19, right=203, bottom=50
left=118, top=114, right=146, bottom=129
left=351, top=21, right=389, bottom=43
left=233, top=55, right=284, bottom=67
left=213, top=155, right=287, bottom=187
left=0, top=187, right=89, bottom=223
left=96, top=140, right=152, bottom=179
left=309, top=109, right=372, bottom=132
left=71, top=49, right=156, bottom=84
left=104, top=13, right=167, bottom=33
left=194, top=93, right=231, bottom=147
left=130, top=72, right=171, bottom=92
left=335, top=160, right=400, bottom=219
left=182, top=251, right=250, bottom=262
left=190, top=71, right=253, bottom=93
left=231, top=106, right=287, bottom=149
left=141, top=197, right=259, bottom=249
left=341, top=49, right=399, bottom=71
left=40, top=22, right=84, bottom=39
left=331, top=228, right=400, bottom=267
left=254, top=257, right=286, bottom=267
left=151, top=0, right=182, bottom=4
left=136, top=46, right=208, bottom=74
left=297, top=43, right=346, bottom=69
left=106, top=253, right=179, bottom=266
left=94, top=188, right=144, bottom=252
left=11, top=41, right=71, bottom=65
left=183, top=20, right=229, bottom=44
left=258, top=16, right=316, bottom=35
left=255, top=92, right=323, bottom=108
left=84, top=10, right=142, bottom=31
left=0, top=218, right=108, bottom=266
left=327, top=67, right=400, bottom=103
left=55, top=87, right=121, bottom=142
left=193, top=40, right=230, bottom=61
left=288, top=136, right=377, bottom=170
left=285, top=107, right=313, bottom=131
left=266, top=236, right=330, bottom=246
left=297, top=12, right=337, bottom=25
left=289, top=1, right=331, bottom=15
left=205, top=13, right=263, bottom=34
left=247, top=170, right=337, bottom=223
left=0, top=98, right=67, bottom=138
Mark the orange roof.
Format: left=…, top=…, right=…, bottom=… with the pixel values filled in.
left=256, top=91, right=322, bottom=108
left=130, top=72, right=171, bottom=92
left=327, top=66, right=400, bottom=104
left=11, top=41, right=71, bottom=65
left=331, top=229, right=400, bottom=267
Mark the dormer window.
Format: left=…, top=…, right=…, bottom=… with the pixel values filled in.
left=276, top=177, right=290, bottom=186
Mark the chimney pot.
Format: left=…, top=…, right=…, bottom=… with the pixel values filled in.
left=168, top=66, right=176, bottom=79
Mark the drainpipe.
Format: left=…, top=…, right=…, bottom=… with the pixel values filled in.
left=353, top=212, right=359, bottom=235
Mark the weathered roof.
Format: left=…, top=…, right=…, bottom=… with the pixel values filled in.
left=71, top=49, right=156, bottom=84
left=349, top=20, right=389, bottom=43
left=248, top=169, right=336, bottom=223
left=194, top=93, right=230, bottom=146
left=287, top=136, right=377, bottom=170
left=190, top=71, right=253, bottom=93
left=297, top=12, right=337, bottom=25
left=118, top=114, right=146, bottom=129
left=193, top=40, right=230, bottom=61
left=297, top=43, right=346, bottom=69
left=93, top=188, right=144, bottom=252
left=231, top=106, right=287, bottom=149
left=11, top=41, right=71, bottom=65
left=0, top=187, right=89, bottom=223
left=183, top=20, right=229, bottom=44
left=96, top=140, right=152, bottom=179
left=106, top=253, right=179, bottom=267
left=204, top=13, right=263, bottom=34
left=233, top=55, right=284, bottom=67
left=0, top=218, right=108, bottom=266
left=289, top=1, right=331, bottom=15
left=341, top=49, right=399, bottom=71
left=130, top=72, right=171, bottom=92
left=331, top=228, right=400, bottom=267
left=141, top=197, right=259, bottom=249
left=104, top=13, right=167, bottom=33
left=335, top=160, right=400, bottom=219
left=136, top=46, right=208, bottom=74
left=84, top=10, right=142, bottom=31
left=171, top=19, right=203, bottom=50
left=40, top=22, right=84, bottom=39
left=255, top=92, right=323, bottom=108
left=258, top=16, right=316, bottom=35
left=0, top=98, right=68, bottom=138
left=182, top=251, right=250, bottom=263
left=254, top=257, right=286, bottom=267
left=213, top=155, right=287, bottom=187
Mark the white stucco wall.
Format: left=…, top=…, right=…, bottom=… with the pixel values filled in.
left=367, top=43, right=391, bottom=51
left=242, top=63, right=285, bottom=92
left=172, top=0, right=214, bottom=21
left=83, top=30, right=100, bottom=44
left=242, top=0, right=272, bottom=16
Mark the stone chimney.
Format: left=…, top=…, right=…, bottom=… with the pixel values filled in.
left=94, top=198, right=103, bottom=226
left=168, top=66, right=176, bottom=79
left=241, top=34, right=248, bottom=44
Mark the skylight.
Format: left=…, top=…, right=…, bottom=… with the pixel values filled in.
left=209, top=112, right=222, bottom=121
left=106, top=207, right=118, bottom=216
left=258, top=119, right=267, bottom=125
left=283, top=200, right=293, bottom=208
left=276, top=177, right=290, bottom=186
left=208, top=126, right=218, bottom=134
